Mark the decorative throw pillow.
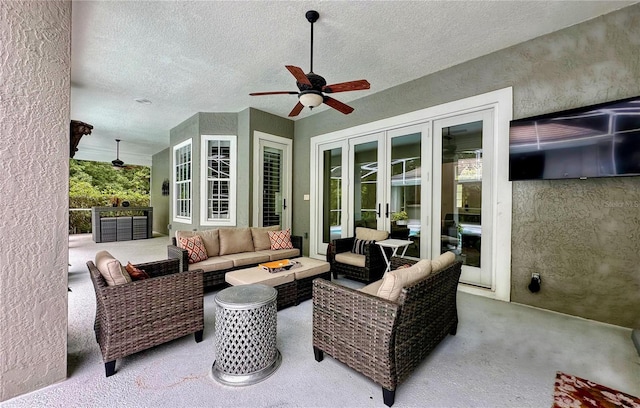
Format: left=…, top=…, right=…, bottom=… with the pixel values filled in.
left=125, top=262, right=150, bottom=280
left=268, top=229, right=294, bottom=250
left=178, top=235, right=209, bottom=264
left=352, top=238, right=374, bottom=255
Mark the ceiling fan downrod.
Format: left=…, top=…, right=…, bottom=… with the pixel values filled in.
left=306, top=10, right=319, bottom=73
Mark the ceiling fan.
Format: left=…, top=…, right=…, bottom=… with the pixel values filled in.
left=111, top=139, right=126, bottom=169
left=250, top=10, right=370, bottom=117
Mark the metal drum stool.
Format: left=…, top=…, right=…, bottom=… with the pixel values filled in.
left=211, top=284, right=281, bottom=386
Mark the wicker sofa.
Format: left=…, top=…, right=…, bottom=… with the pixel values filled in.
left=312, top=254, right=462, bottom=406
left=167, top=226, right=302, bottom=290
left=87, top=256, right=204, bottom=377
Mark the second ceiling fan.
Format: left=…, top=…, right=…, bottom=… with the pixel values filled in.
left=250, top=10, right=370, bottom=117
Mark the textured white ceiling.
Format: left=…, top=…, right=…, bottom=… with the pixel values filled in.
left=70, top=0, right=636, bottom=165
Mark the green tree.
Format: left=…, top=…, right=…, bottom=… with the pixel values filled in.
left=69, top=159, right=151, bottom=233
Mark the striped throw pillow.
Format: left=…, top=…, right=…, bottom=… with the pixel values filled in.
left=352, top=239, right=374, bottom=255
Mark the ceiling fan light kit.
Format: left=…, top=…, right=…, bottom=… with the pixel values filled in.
left=250, top=10, right=370, bottom=117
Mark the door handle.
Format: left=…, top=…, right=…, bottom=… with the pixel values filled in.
left=385, top=203, right=389, bottom=218
left=283, top=198, right=287, bottom=210
left=377, top=203, right=381, bottom=217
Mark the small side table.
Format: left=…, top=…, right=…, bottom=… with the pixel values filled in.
left=376, top=239, right=413, bottom=273
left=211, top=284, right=281, bottom=386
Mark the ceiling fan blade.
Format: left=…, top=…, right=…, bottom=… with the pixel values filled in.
left=323, top=96, right=354, bottom=115
left=285, top=65, right=312, bottom=86
left=288, top=102, right=305, bottom=117
left=323, top=79, right=370, bottom=93
left=250, top=91, right=299, bottom=96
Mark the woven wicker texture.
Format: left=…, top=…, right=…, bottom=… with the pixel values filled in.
left=312, top=257, right=462, bottom=402
left=327, top=238, right=391, bottom=283
left=168, top=235, right=303, bottom=291
left=87, top=258, right=204, bottom=370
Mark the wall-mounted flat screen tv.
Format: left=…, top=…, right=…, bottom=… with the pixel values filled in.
left=509, top=95, right=640, bottom=181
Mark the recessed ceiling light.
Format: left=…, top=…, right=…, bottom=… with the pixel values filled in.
left=134, top=98, right=152, bottom=105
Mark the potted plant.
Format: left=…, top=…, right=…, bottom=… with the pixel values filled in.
left=391, top=211, right=409, bottom=225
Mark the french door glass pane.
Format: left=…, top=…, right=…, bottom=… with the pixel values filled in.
left=390, top=133, right=421, bottom=257
left=354, top=141, right=378, bottom=229
left=262, top=147, right=282, bottom=227
left=322, top=148, right=342, bottom=243
left=441, top=122, right=483, bottom=268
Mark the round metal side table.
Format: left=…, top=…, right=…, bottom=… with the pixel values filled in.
left=211, top=284, right=281, bottom=386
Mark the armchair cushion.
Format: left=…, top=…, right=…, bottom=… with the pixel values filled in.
left=95, top=250, right=131, bottom=286
left=268, top=229, right=294, bottom=250
left=355, top=227, right=389, bottom=241
left=179, top=236, right=209, bottom=264
left=352, top=238, right=374, bottom=255
left=432, top=251, right=456, bottom=272
left=377, top=259, right=432, bottom=301
left=335, top=252, right=366, bottom=268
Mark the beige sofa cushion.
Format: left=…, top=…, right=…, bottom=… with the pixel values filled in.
left=219, top=227, right=254, bottom=255
left=291, top=257, right=331, bottom=279
left=355, top=227, right=388, bottom=241
left=225, top=267, right=295, bottom=287
left=335, top=252, right=366, bottom=268
left=220, top=252, right=270, bottom=267
left=256, top=248, right=301, bottom=261
left=175, top=229, right=220, bottom=257
left=432, top=251, right=456, bottom=273
left=95, top=250, right=132, bottom=286
left=376, top=259, right=432, bottom=301
left=188, top=257, right=234, bottom=273
left=251, top=226, right=280, bottom=251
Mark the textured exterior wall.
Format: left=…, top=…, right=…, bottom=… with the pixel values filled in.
left=0, top=0, right=70, bottom=401
left=150, top=148, right=170, bottom=235
left=294, top=4, right=640, bottom=327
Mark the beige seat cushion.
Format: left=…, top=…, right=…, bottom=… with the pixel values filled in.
left=219, top=227, right=254, bottom=255
left=335, top=252, right=366, bottom=268
left=359, top=279, right=383, bottom=296
left=225, top=267, right=295, bottom=287
left=220, top=252, right=270, bottom=267
left=376, top=259, right=432, bottom=301
left=432, top=251, right=456, bottom=273
left=95, top=250, right=131, bottom=286
left=188, top=257, right=234, bottom=273
left=176, top=229, right=220, bottom=257
left=251, top=226, right=280, bottom=251
left=355, top=227, right=389, bottom=241
left=291, top=257, right=331, bottom=279
left=256, top=248, right=300, bottom=261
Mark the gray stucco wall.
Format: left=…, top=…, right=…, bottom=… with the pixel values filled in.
left=150, top=147, right=170, bottom=235
left=293, top=5, right=640, bottom=328
left=0, top=1, right=70, bottom=401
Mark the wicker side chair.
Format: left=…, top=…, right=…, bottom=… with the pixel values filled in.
left=312, top=257, right=462, bottom=406
left=326, top=236, right=390, bottom=283
left=87, top=257, right=204, bottom=377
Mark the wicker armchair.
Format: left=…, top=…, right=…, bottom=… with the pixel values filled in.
left=327, top=234, right=390, bottom=283
left=87, top=257, right=204, bottom=377
left=312, top=257, right=462, bottom=406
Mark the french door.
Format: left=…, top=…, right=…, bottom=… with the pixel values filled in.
left=252, top=132, right=292, bottom=229
left=348, top=125, right=427, bottom=258
left=432, top=110, right=494, bottom=288
left=310, top=88, right=512, bottom=299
